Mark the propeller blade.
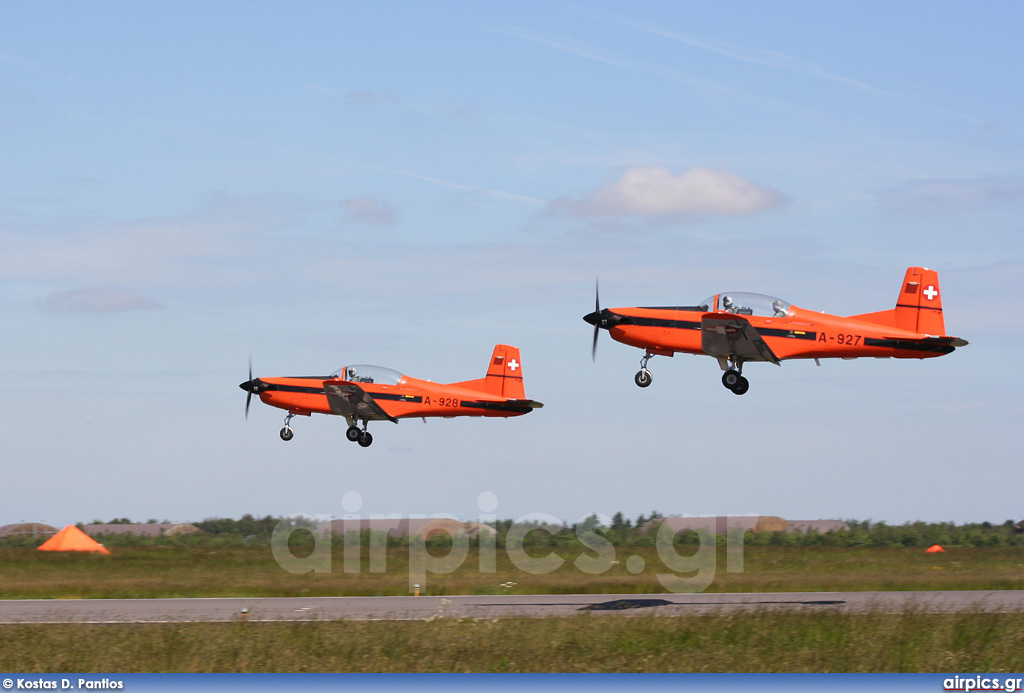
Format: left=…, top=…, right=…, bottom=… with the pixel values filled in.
left=591, top=279, right=601, bottom=361
left=245, top=358, right=252, bottom=419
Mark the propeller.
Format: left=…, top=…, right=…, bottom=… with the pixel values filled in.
left=245, top=358, right=252, bottom=418
left=239, top=357, right=262, bottom=419
left=583, top=278, right=623, bottom=361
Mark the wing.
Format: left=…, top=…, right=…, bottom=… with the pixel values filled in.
left=701, top=314, right=780, bottom=365
left=322, top=381, right=398, bottom=422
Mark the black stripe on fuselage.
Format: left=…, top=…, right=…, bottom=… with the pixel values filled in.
left=607, top=311, right=816, bottom=340
left=372, top=392, right=423, bottom=403
left=863, top=338, right=954, bottom=354
left=460, top=400, right=536, bottom=414
left=613, top=314, right=702, bottom=330
left=264, top=382, right=326, bottom=395
left=267, top=380, right=423, bottom=403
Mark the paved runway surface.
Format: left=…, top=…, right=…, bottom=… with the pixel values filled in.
left=0, top=591, right=1021, bottom=623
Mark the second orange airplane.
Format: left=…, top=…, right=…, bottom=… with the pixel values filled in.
left=240, top=345, right=542, bottom=447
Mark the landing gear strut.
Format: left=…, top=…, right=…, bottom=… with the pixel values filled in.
left=721, top=358, right=750, bottom=395
left=280, top=413, right=296, bottom=441
left=634, top=353, right=654, bottom=388
left=346, top=421, right=373, bottom=448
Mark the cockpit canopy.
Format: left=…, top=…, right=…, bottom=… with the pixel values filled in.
left=699, top=292, right=792, bottom=318
left=330, top=364, right=404, bottom=385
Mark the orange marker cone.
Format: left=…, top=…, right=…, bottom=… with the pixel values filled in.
left=38, top=525, right=111, bottom=554
left=925, top=544, right=945, bottom=553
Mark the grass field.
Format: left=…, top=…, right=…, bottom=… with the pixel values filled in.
left=2, top=544, right=1022, bottom=673
left=1, top=545, right=1021, bottom=599
left=1, top=611, right=1022, bottom=673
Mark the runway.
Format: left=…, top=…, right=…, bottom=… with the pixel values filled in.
left=0, top=590, right=1021, bottom=623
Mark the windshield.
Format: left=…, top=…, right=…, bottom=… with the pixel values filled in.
left=700, top=293, right=791, bottom=318
left=329, top=364, right=404, bottom=385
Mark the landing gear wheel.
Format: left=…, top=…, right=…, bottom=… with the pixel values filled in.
left=346, top=426, right=362, bottom=442
left=634, top=369, right=652, bottom=388
left=357, top=431, right=373, bottom=448
left=280, top=426, right=295, bottom=441
left=731, top=376, right=750, bottom=395
left=722, top=370, right=742, bottom=389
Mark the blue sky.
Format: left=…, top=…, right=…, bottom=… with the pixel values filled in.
left=1, top=2, right=1021, bottom=529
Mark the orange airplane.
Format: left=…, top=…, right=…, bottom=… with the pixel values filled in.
left=585, top=266, right=968, bottom=395
left=239, top=344, right=542, bottom=447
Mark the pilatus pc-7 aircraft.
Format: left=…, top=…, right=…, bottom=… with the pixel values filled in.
left=585, top=267, right=968, bottom=395
left=240, top=345, right=542, bottom=447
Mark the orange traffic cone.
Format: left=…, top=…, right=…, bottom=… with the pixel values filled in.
left=925, top=544, right=945, bottom=553
left=38, top=525, right=111, bottom=554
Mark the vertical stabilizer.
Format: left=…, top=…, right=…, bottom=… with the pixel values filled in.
left=484, top=344, right=525, bottom=398
left=894, top=267, right=946, bottom=335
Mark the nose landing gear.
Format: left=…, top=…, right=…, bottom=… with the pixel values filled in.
left=634, top=353, right=654, bottom=388
left=280, top=413, right=296, bottom=441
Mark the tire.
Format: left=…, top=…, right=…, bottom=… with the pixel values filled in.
left=634, top=370, right=652, bottom=388
left=346, top=426, right=362, bottom=442
left=722, top=370, right=741, bottom=389
left=731, top=377, right=750, bottom=395
left=280, top=426, right=295, bottom=441
left=358, top=431, right=373, bottom=448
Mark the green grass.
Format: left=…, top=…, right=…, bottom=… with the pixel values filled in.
left=1, top=611, right=1022, bottom=672
left=3, top=545, right=1022, bottom=673
left=0, top=545, right=1021, bottom=599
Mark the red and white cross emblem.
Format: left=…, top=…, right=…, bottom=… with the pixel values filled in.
left=923, top=286, right=938, bottom=301
left=508, top=359, right=520, bottom=372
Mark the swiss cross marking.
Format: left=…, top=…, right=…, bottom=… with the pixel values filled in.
left=923, top=286, right=938, bottom=301
left=508, top=359, right=520, bottom=372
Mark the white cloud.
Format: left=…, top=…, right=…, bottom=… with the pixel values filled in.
left=37, top=287, right=163, bottom=313
left=549, top=166, right=784, bottom=219
left=880, top=177, right=1024, bottom=215
left=342, top=196, right=396, bottom=226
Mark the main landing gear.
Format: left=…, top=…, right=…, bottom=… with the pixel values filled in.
left=634, top=353, right=654, bottom=388
left=721, top=358, right=750, bottom=396
left=346, top=422, right=373, bottom=448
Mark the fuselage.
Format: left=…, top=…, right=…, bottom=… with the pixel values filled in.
left=251, top=374, right=538, bottom=420
left=592, top=302, right=958, bottom=363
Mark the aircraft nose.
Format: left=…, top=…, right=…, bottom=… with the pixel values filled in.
left=240, top=379, right=266, bottom=394
left=583, top=309, right=622, bottom=328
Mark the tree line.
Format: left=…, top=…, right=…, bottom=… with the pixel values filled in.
left=3, top=513, right=1020, bottom=548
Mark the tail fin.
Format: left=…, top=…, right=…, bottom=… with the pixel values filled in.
left=482, top=344, right=526, bottom=398
left=894, top=267, right=946, bottom=335
left=850, top=267, right=947, bottom=335
left=450, top=345, right=527, bottom=398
